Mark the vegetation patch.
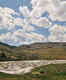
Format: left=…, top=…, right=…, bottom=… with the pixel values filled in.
left=0, top=64, right=66, bottom=80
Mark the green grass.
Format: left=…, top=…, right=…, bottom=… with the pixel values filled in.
left=0, top=64, right=66, bottom=80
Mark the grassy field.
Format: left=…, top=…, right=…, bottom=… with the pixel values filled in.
left=22, top=47, right=66, bottom=60
left=0, top=64, right=66, bottom=80
left=1, top=42, right=66, bottom=60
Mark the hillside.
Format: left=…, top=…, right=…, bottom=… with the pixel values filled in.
left=0, top=42, right=66, bottom=60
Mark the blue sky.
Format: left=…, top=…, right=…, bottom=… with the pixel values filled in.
left=0, top=0, right=66, bottom=46
left=0, top=0, right=23, bottom=10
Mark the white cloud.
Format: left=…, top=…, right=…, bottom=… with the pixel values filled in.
left=48, top=25, right=66, bottom=42
left=19, top=5, right=52, bottom=29
left=14, top=18, right=24, bottom=26
left=0, top=29, right=47, bottom=45
left=0, top=0, right=66, bottom=45
left=31, top=0, right=66, bottom=21
left=0, top=2, right=47, bottom=45
left=0, top=7, right=17, bottom=30
left=32, top=17, right=51, bottom=28
left=19, top=6, right=30, bottom=17
left=23, top=24, right=35, bottom=32
left=14, top=17, right=35, bottom=32
left=0, top=7, right=17, bottom=15
left=48, top=0, right=66, bottom=21
left=30, top=0, right=49, bottom=17
left=49, top=25, right=66, bottom=33
left=13, top=29, right=47, bottom=44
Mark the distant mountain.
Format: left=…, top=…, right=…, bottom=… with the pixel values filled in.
left=0, top=42, right=66, bottom=60
left=0, top=42, right=16, bottom=48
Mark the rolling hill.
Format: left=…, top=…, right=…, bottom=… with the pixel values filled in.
left=0, top=42, right=66, bottom=60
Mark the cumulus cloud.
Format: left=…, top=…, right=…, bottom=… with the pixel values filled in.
left=48, top=25, right=66, bottom=42
left=30, top=0, right=49, bottom=17
left=14, top=18, right=24, bottom=26
left=13, top=29, right=47, bottom=44
left=32, top=17, right=51, bottom=28
left=19, top=6, right=52, bottom=29
left=49, top=0, right=66, bottom=21
left=0, top=7, right=18, bottom=30
left=48, top=0, right=66, bottom=21
left=0, top=29, right=47, bottom=46
left=0, top=0, right=66, bottom=46
left=31, top=0, right=66, bottom=21
left=0, top=7, right=34, bottom=32
left=0, top=7, right=17, bottom=15
left=19, top=6, right=30, bottom=17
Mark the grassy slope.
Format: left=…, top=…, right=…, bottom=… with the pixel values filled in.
left=22, top=47, right=66, bottom=59
left=14, top=42, right=66, bottom=60
left=0, top=42, right=66, bottom=60
left=0, top=64, right=66, bottom=80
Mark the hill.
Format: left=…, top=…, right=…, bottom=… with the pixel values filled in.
left=0, top=42, right=66, bottom=60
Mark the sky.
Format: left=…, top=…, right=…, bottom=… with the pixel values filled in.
left=0, top=0, right=66, bottom=46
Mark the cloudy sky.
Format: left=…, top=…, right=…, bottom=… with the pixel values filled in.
left=0, top=0, right=66, bottom=46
